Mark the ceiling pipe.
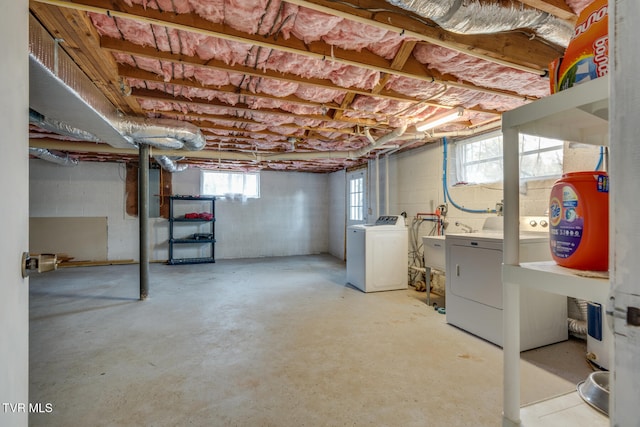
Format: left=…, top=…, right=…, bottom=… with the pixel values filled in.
left=29, top=147, right=78, bottom=167
left=29, top=15, right=206, bottom=157
left=387, top=0, right=573, bottom=47
left=29, top=109, right=101, bottom=143
left=29, top=14, right=134, bottom=149
left=30, top=120, right=500, bottom=163
left=153, top=155, right=188, bottom=172
left=118, top=117, right=206, bottom=151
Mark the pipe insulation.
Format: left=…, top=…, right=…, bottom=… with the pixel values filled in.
left=386, top=0, right=574, bottom=47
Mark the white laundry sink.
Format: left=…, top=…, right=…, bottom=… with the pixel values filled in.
left=422, top=235, right=446, bottom=272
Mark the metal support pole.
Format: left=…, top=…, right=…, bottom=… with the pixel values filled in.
left=139, top=144, right=149, bottom=300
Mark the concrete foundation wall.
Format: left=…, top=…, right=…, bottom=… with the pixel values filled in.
left=29, top=161, right=330, bottom=260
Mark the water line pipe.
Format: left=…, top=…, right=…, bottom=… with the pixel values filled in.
left=595, top=146, right=608, bottom=172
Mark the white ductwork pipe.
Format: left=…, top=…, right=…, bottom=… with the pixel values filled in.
left=29, top=147, right=78, bottom=167
left=387, top=0, right=573, bottom=47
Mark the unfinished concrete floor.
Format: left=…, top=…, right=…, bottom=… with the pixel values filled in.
left=29, top=254, right=593, bottom=426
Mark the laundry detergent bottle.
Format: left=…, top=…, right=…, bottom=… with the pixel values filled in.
left=549, top=171, right=609, bottom=271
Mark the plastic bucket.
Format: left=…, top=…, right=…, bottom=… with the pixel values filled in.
left=549, top=171, right=609, bottom=271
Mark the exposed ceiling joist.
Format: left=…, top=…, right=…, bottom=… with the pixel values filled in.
left=29, top=0, right=579, bottom=172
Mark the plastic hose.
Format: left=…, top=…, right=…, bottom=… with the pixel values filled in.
left=442, top=137, right=497, bottom=214
left=595, top=146, right=604, bottom=171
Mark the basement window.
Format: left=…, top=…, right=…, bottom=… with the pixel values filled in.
left=455, top=132, right=564, bottom=184
left=201, top=171, right=260, bottom=199
left=349, top=175, right=365, bottom=221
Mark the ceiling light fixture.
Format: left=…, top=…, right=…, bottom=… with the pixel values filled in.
left=415, top=107, right=465, bottom=132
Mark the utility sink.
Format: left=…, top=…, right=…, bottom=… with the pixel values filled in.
left=422, top=235, right=446, bottom=272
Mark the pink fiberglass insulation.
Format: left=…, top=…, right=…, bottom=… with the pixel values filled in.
left=436, top=87, right=529, bottom=112
left=368, top=33, right=416, bottom=61
left=384, top=76, right=449, bottom=100
left=268, top=126, right=305, bottom=136
left=413, top=44, right=550, bottom=98
left=565, top=0, right=597, bottom=14
left=254, top=79, right=299, bottom=98
left=322, top=20, right=390, bottom=52
left=295, top=86, right=345, bottom=104
left=291, top=8, right=344, bottom=44
left=349, top=96, right=392, bottom=113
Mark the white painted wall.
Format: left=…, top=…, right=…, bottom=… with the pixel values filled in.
left=0, top=1, right=29, bottom=426
left=29, top=162, right=331, bottom=260
left=29, top=160, right=137, bottom=260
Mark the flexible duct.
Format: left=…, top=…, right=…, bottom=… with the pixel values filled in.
left=117, top=117, right=206, bottom=151
left=153, top=155, right=188, bottom=172
left=568, top=318, right=588, bottom=337
left=32, top=121, right=501, bottom=163
left=29, top=15, right=205, bottom=157
left=386, top=0, right=573, bottom=47
left=29, top=147, right=78, bottom=166
left=29, top=109, right=100, bottom=143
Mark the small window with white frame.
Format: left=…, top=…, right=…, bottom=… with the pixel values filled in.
left=201, top=170, right=260, bottom=199
left=454, top=132, right=564, bottom=184
left=349, top=175, right=365, bottom=221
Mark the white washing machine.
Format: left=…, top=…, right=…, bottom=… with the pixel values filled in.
left=445, top=216, right=568, bottom=351
left=346, top=215, right=408, bottom=293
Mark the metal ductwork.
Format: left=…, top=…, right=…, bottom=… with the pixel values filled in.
left=29, top=147, right=78, bottom=167
left=386, top=0, right=573, bottom=47
left=29, top=109, right=100, bottom=142
left=118, top=117, right=206, bottom=151
left=31, top=120, right=501, bottom=164
left=29, top=14, right=134, bottom=149
left=29, top=14, right=206, bottom=158
left=153, top=155, right=188, bottom=172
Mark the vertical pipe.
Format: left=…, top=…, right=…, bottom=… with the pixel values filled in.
left=375, top=154, right=380, bottom=219
left=139, top=143, right=149, bottom=300
left=385, top=153, right=390, bottom=215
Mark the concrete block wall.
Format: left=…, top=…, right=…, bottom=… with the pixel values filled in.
left=29, top=160, right=138, bottom=260
left=29, top=160, right=331, bottom=261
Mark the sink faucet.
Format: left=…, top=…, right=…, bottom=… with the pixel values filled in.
left=455, top=221, right=474, bottom=233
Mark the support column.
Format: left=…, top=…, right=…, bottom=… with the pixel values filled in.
left=139, top=144, right=149, bottom=300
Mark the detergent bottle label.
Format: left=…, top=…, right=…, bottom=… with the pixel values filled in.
left=550, top=185, right=583, bottom=259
